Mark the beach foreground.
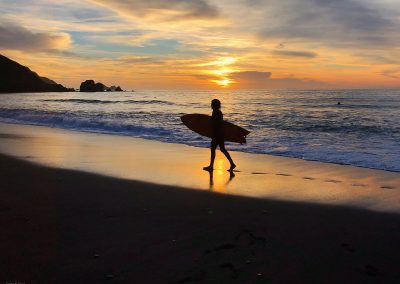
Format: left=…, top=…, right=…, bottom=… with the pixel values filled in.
left=1, top=122, right=400, bottom=283
left=1, top=154, right=400, bottom=283
left=1, top=122, right=400, bottom=213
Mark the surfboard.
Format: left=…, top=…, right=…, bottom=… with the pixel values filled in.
left=181, top=113, right=250, bottom=144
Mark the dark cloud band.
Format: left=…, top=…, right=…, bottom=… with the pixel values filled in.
left=272, top=50, right=317, bottom=58
left=0, top=20, right=70, bottom=52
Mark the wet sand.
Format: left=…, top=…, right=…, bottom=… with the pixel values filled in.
left=1, top=122, right=400, bottom=283
left=0, top=122, right=400, bottom=213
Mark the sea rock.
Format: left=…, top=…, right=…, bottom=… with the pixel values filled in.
left=80, top=80, right=106, bottom=92
left=80, top=81, right=123, bottom=92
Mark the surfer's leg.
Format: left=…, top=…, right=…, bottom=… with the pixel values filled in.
left=220, top=142, right=236, bottom=171
left=204, top=140, right=217, bottom=170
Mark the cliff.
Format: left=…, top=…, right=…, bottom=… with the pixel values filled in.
left=0, top=54, right=73, bottom=93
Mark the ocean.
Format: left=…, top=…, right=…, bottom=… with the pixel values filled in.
left=0, top=89, right=399, bottom=172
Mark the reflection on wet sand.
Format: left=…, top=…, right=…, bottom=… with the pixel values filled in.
left=1, top=122, right=400, bottom=213
left=206, top=163, right=236, bottom=193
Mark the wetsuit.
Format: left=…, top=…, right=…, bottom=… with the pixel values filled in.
left=211, top=109, right=225, bottom=149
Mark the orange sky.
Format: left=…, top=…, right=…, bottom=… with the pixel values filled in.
left=1, top=0, right=400, bottom=89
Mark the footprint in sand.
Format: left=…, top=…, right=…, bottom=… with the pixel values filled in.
left=364, top=264, right=379, bottom=277
left=251, top=172, right=268, bottom=175
left=276, top=173, right=292, bottom=177
left=303, top=177, right=316, bottom=180
left=179, top=228, right=267, bottom=283
left=324, top=179, right=342, bottom=183
left=341, top=242, right=356, bottom=253
left=219, top=263, right=239, bottom=279
left=351, top=183, right=366, bottom=187
left=235, top=228, right=267, bottom=246
left=176, top=270, right=206, bottom=283
left=380, top=185, right=395, bottom=189
left=207, top=243, right=237, bottom=253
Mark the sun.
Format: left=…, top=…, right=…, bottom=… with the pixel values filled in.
left=201, top=56, right=238, bottom=88
left=211, top=79, right=233, bottom=87
left=207, top=57, right=236, bottom=88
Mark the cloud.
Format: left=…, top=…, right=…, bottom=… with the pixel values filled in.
left=228, top=70, right=331, bottom=89
left=0, top=20, right=71, bottom=52
left=272, top=50, right=317, bottom=58
left=380, top=68, right=400, bottom=79
left=231, top=71, right=272, bottom=81
left=197, top=69, right=332, bottom=89
left=114, top=56, right=166, bottom=65
left=90, top=0, right=219, bottom=21
left=255, top=77, right=333, bottom=89
left=237, top=0, right=400, bottom=48
left=356, top=53, right=400, bottom=65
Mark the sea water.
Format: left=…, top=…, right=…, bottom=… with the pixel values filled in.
left=0, top=89, right=399, bottom=171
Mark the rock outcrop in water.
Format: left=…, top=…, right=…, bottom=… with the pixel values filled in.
left=80, top=80, right=107, bottom=92
left=106, top=85, right=123, bottom=92
left=80, top=80, right=124, bottom=92
left=0, top=54, right=74, bottom=93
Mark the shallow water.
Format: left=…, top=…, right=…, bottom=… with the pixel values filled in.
left=0, top=89, right=399, bottom=171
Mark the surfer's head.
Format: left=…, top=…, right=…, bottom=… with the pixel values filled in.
left=211, top=99, right=221, bottom=110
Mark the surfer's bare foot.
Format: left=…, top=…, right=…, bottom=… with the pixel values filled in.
left=203, top=166, right=213, bottom=171
left=228, top=164, right=236, bottom=171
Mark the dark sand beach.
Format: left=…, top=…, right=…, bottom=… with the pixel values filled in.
left=1, top=122, right=400, bottom=283
left=1, top=152, right=400, bottom=283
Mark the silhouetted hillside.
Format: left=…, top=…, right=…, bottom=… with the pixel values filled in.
left=0, top=54, right=73, bottom=93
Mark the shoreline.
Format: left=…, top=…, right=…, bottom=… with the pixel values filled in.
left=0, top=119, right=398, bottom=174
left=1, top=153, right=400, bottom=283
left=1, top=121, right=400, bottom=213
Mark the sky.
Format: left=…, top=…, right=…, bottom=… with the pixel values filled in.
left=1, top=0, right=400, bottom=89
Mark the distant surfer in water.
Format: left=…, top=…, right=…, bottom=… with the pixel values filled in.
left=203, top=99, right=236, bottom=172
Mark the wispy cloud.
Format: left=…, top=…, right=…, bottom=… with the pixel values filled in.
left=272, top=50, right=317, bottom=58
left=380, top=68, right=400, bottom=79
left=231, top=71, right=332, bottom=89
left=90, top=0, right=220, bottom=21
left=231, top=71, right=272, bottom=81
left=253, top=0, right=399, bottom=48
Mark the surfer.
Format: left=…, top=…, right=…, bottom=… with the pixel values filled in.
left=203, top=99, right=236, bottom=172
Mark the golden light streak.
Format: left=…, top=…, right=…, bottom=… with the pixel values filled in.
left=201, top=57, right=238, bottom=88
left=211, top=79, right=234, bottom=87
left=199, top=57, right=236, bottom=67
left=209, top=69, right=234, bottom=76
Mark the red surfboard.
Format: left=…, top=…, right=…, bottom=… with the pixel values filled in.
left=181, top=113, right=250, bottom=144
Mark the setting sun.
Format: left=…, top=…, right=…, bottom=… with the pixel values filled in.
left=211, top=79, right=233, bottom=87
left=204, top=57, right=237, bottom=87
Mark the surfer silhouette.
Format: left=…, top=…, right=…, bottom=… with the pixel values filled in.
left=203, top=99, right=236, bottom=171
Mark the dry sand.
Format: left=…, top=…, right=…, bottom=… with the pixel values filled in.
left=1, top=154, right=400, bottom=283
